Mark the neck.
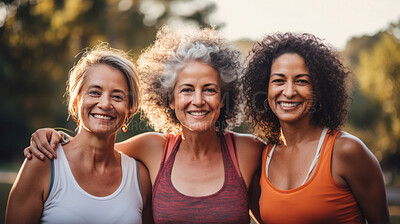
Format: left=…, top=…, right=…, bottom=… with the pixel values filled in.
left=69, top=128, right=118, bottom=166
left=180, top=128, right=221, bottom=156
left=280, top=121, right=324, bottom=147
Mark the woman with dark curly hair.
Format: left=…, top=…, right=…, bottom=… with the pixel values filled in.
left=24, top=26, right=264, bottom=223
left=244, top=33, right=390, bottom=223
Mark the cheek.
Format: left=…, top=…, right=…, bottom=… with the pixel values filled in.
left=267, top=87, right=276, bottom=100
left=175, top=95, right=192, bottom=108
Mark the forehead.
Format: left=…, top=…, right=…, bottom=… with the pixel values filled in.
left=271, top=53, right=309, bottom=73
left=176, top=61, right=220, bottom=85
left=83, top=64, right=128, bottom=91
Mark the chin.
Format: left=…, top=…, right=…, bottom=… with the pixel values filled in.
left=186, top=123, right=215, bottom=133
left=84, top=125, right=119, bottom=136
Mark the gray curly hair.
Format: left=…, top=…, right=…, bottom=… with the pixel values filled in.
left=137, top=26, right=244, bottom=134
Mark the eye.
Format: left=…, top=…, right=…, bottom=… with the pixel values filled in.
left=203, top=87, right=218, bottom=95
left=180, top=88, right=193, bottom=94
left=112, top=94, right=125, bottom=101
left=271, top=78, right=285, bottom=84
left=89, top=90, right=100, bottom=96
left=296, top=79, right=311, bottom=85
left=204, top=88, right=217, bottom=93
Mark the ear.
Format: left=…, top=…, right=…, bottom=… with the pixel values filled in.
left=220, top=93, right=225, bottom=108
left=169, top=99, right=175, bottom=110
left=169, top=94, right=175, bottom=110
left=72, top=100, right=79, bottom=114
left=127, top=108, right=134, bottom=119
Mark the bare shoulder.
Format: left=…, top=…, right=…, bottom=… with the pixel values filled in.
left=332, top=131, right=380, bottom=181
left=232, top=132, right=266, bottom=153
left=334, top=131, right=376, bottom=162
left=23, top=153, right=52, bottom=174
left=11, top=154, right=51, bottom=199
left=6, top=154, right=51, bottom=224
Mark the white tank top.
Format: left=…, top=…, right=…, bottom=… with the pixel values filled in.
left=40, top=144, right=143, bottom=224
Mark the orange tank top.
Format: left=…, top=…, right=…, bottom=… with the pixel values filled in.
left=259, top=130, right=365, bottom=223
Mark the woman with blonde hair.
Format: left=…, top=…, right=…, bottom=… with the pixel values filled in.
left=7, top=44, right=152, bottom=223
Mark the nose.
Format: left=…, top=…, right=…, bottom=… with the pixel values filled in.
left=282, top=81, right=297, bottom=98
left=98, top=95, right=113, bottom=110
left=192, top=90, right=205, bottom=106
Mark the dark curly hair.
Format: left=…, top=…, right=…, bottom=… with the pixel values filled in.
left=137, top=26, right=244, bottom=134
left=243, top=32, right=351, bottom=143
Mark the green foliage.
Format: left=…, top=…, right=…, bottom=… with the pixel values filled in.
left=345, top=19, right=400, bottom=165
left=0, top=0, right=217, bottom=162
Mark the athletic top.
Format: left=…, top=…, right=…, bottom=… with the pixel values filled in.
left=152, top=132, right=250, bottom=224
left=40, top=144, right=143, bottom=224
left=259, top=129, right=365, bottom=223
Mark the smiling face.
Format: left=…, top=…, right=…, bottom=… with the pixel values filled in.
left=169, top=61, right=224, bottom=133
left=268, top=53, right=314, bottom=125
left=76, top=64, right=132, bottom=136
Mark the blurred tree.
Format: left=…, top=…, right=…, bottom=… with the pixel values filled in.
left=344, top=19, right=400, bottom=174
left=0, top=0, right=218, bottom=162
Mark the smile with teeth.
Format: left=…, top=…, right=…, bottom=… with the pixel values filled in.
left=279, top=102, right=300, bottom=108
left=92, top=114, right=114, bottom=120
left=188, top=111, right=209, bottom=116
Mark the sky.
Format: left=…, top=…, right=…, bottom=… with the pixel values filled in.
left=209, top=0, right=400, bottom=49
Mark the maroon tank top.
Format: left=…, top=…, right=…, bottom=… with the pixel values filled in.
left=152, top=132, right=250, bottom=224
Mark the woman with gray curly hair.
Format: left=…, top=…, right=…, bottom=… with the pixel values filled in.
left=25, top=26, right=264, bottom=223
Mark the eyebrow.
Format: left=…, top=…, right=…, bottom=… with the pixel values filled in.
left=270, top=73, right=311, bottom=78
left=177, top=83, right=219, bottom=88
left=88, top=85, right=127, bottom=95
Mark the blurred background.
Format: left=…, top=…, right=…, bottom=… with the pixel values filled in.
left=0, top=0, right=399, bottom=223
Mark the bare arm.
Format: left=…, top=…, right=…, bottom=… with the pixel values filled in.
left=333, top=132, right=390, bottom=224
left=234, top=132, right=265, bottom=189
left=6, top=157, right=51, bottom=224
left=233, top=133, right=265, bottom=223
left=248, top=167, right=263, bottom=224
left=137, top=161, right=154, bottom=224
left=25, top=129, right=165, bottom=164
left=115, top=132, right=165, bottom=162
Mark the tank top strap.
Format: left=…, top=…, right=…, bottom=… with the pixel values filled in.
left=161, top=134, right=182, bottom=165
left=223, top=131, right=242, bottom=179
left=153, top=133, right=182, bottom=196
left=261, top=143, right=273, bottom=179
left=320, top=129, right=341, bottom=166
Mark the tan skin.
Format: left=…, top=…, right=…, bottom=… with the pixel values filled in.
left=23, top=61, right=264, bottom=217
left=263, top=53, right=390, bottom=223
left=7, top=64, right=152, bottom=224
